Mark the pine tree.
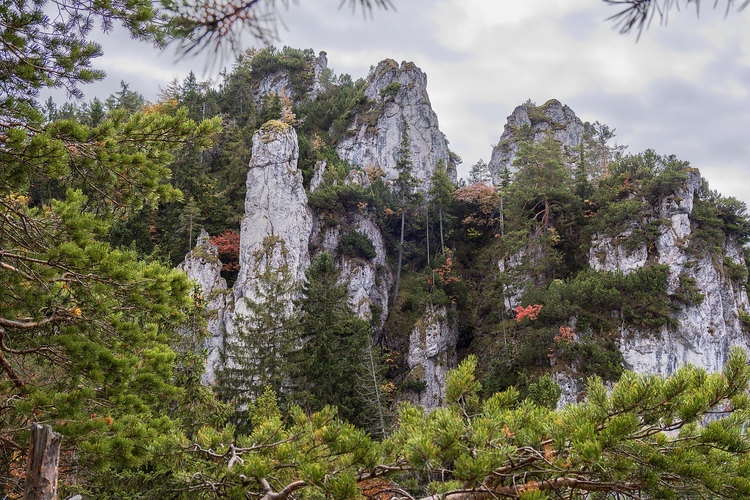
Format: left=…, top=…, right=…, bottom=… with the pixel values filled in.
left=179, top=349, right=750, bottom=500
left=217, top=261, right=298, bottom=432
left=429, top=159, right=455, bottom=255
left=0, top=0, right=222, bottom=492
left=392, top=119, right=418, bottom=304
left=288, top=252, right=370, bottom=424
left=506, top=135, right=581, bottom=279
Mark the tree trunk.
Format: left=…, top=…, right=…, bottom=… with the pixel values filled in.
left=393, top=205, right=406, bottom=305
left=439, top=207, right=445, bottom=254
left=426, top=205, right=430, bottom=266
left=25, top=424, right=62, bottom=500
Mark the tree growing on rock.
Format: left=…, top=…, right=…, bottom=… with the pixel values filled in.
left=288, top=252, right=371, bottom=425
left=392, top=119, right=419, bottom=304
left=216, top=260, right=299, bottom=432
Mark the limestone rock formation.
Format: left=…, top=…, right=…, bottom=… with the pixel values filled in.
left=487, top=99, right=587, bottom=184
left=309, top=51, right=329, bottom=100
left=589, top=169, right=750, bottom=376
left=178, top=229, right=228, bottom=384
left=253, top=72, right=291, bottom=108
left=406, top=305, right=458, bottom=410
left=336, top=59, right=453, bottom=188
left=233, top=121, right=313, bottom=317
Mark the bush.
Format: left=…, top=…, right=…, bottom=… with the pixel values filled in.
left=379, top=82, right=401, bottom=99
left=525, top=373, right=562, bottom=409
left=308, top=182, right=371, bottom=213
left=338, top=228, right=377, bottom=260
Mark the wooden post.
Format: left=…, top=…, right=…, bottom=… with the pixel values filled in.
left=24, top=423, right=62, bottom=500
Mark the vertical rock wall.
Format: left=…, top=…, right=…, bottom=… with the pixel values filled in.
left=405, top=305, right=458, bottom=410
left=487, top=100, right=586, bottom=184
left=178, top=229, right=228, bottom=384
left=589, top=170, right=750, bottom=376
left=336, top=59, right=453, bottom=188
left=232, top=121, right=313, bottom=318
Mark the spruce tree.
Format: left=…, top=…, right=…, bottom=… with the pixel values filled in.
left=392, top=119, right=418, bottom=304
left=429, top=159, right=455, bottom=255
left=288, top=252, right=370, bottom=424
left=217, top=261, right=298, bottom=432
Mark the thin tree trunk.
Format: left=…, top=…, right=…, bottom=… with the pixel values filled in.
left=499, top=197, right=504, bottom=238
left=393, top=203, right=406, bottom=305
left=426, top=204, right=430, bottom=266
left=439, top=207, right=445, bottom=254
left=366, top=341, right=387, bottom=437
left=24, top=424, right=62, bottom=500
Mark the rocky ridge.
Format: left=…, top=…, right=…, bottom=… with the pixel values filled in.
left=178, top=229, right=228, bottom=384
left=180, top=54, right=749, bottom=412
left=336, top=59, right=454, bottom=188
left=590, top=170, right=750, bottom=376
left=487, top=99, right=587, bottom=184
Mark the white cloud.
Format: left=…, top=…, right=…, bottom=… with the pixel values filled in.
left=46, top=1, right=750, bottom=205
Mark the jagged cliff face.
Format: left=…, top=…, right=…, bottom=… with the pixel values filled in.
left=590, top=170, right=750, bottom=376
left=179, top=53, right=749, bottom=414
left=178, top=229, right=228, bottom=384
left=308, top=161, right=393, bottom=325
left=405, top=305, right=458, bottom=410
left=487, top=100, right=586, bottom=184
left=253, top=51, right=329, bottom=106
left=233, top=122, right=313, bottom=314
left=336, top=59, right=453, bottom=188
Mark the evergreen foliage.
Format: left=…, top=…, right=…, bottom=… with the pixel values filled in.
left=339, top=228, right=377, bottom=260
left=178, top=351, right=750, bottom=500
left=4, top=0, right=750, bottom=489
left=0, top=0, right=222, bottom=494
left=289, top=252, right=371, bottom=425
left=216, top=259, right=298, bottom=433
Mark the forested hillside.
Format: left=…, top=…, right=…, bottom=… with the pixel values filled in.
left=4, top=5, right=750, bottom=495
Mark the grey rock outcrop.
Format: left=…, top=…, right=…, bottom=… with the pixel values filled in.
left=406, top=305, right=458, bottom=410
left=487, top=100, right=586, bottom=184
left=309, top=210, right=392, bottom=326
left=253, top=72, right=291, bottom=108
left=589, top=169, right=750, bottom=377
left=342, top=216, right=392, bottom=325
left=336, top=59, right=453, bottom=188
left=253, top=50, right=328, bottom=106
left=309, top=51, right=329, bottom=100
left=179, top=229, right=228, bottom=384
left=233, top=121, right=313, bottom=318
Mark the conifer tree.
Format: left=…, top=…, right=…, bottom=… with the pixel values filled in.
left=468, top=158, right=492, bottom=185
left=0, top=0, right=222, bottom=492
left=506, top=135, right=581, bottom=279
left=288, top=252, right=370, bottom=424
left=392, top=119, right=418, bottom=304
left=179, top=349, right=750, bottom=500
left=216, top=261, right=298, bottom=432
left=429, top=159, right=455, bottom=254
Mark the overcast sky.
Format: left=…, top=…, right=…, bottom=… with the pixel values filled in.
left=61, top=0, right=750, bottom=205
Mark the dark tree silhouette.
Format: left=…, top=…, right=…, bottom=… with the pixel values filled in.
left=605, top=0, right=749, bottom=38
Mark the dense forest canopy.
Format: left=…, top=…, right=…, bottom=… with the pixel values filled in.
left=2, top=0, right=750, bottom=498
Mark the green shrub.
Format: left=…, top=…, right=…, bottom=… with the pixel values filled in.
left=400, top=378, right=427, bottom=393
left=556, top=338, right=624, bottom=381
left=724, top=257, right=748, bottom=283
left=672, top=274, right=705, bottom=306
left=338, top=228, right=377, bottom=260
left=379, top=82, right=401, bottom=99
left=739, top=310, right=750, bottom=332
left=308, top=182, right=371, bottom=213
left=525, top=373, right=562, bottom=409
